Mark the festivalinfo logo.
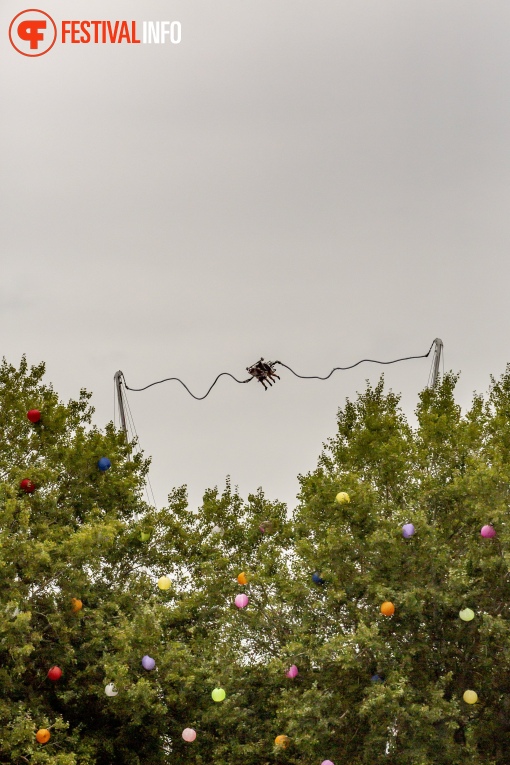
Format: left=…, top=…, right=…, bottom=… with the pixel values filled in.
left=9, top=9, right=182, bottom=56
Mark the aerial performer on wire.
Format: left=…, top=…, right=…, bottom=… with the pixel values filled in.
left=246, top=358, right=281, bottom=390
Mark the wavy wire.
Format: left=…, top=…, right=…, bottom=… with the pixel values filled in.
left=124, top=372, right=253, bottom=400
left=122, top=342, right=434, bottom=400
left=275, top=341, right=435, bottom=381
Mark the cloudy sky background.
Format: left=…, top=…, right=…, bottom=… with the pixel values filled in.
left=1, top=0, right=510, bottom=510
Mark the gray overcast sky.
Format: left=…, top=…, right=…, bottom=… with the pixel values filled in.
left=1, top=0, right=510, bottom=511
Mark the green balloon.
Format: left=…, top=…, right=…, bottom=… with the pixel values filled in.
left=459, top=608, right=475, bottom=622
left=211, top=687, right=226, bottom=702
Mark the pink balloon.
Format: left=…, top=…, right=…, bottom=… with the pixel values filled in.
left=321, top=761, right=335, bottom=765
left=235, top=594, right=249, bottom=608
left=481, top=525, right=496, bottom=538
left=286, top=664, right=299, bottom=678
left=182, top=728, right=196, bottom=742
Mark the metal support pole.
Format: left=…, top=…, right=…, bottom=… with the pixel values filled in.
left=429, top=338, right=443, bottom=387
left=114, top=371, right=128, bottom=438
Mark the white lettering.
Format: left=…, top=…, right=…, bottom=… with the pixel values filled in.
left=161, top=21, right=170, bottom=43
left=170, top=21, right=181, bottom=44
left=148, top=21, right=159, bottom=44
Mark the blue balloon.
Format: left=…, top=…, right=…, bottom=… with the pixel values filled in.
left=97, top=457, right=111, bottom=472
left=312, top=572, right=325, bottom=585
left=371, top=674, right=383, bottom=683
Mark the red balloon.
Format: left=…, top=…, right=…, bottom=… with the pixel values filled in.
left=47, top=666, right=62, bottom=682
left=27, top=409, right=41, bottom=423
left=20, top=479, right=35, bottom=493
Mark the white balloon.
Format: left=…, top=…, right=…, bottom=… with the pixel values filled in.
left=105, top=683, right=118, bottom=697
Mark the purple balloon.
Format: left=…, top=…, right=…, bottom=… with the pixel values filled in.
left=235, top=594, right=249, bottom=609
left=481, top=525, right=496, bottom=538
left=142, top=655, right=156, bottom=671
left=402, top=523, right=415, bottom=538
left=286, top=664, right=299, bottom=679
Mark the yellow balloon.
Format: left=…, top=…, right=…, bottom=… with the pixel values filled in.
left=71, top=598, right=83, bottom=613
left=463, top=690, right=478, bottom=705
left=335, top=492, right=350, bottom=504
left=158, top=576, right=171, bottom=590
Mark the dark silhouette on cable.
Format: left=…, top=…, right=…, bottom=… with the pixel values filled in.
left=246, top=358, right=281, bottom=390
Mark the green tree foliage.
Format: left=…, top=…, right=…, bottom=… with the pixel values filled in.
left=3, top=357, right=510, bottom=765
left=0, top=357, right=162, bottom=764
left=0, top=358, right=293, bottom=765
left=289, top=373, right=510, bottom=765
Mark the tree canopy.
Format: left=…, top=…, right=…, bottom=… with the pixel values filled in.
left=1, top=357, right=510, bottom=765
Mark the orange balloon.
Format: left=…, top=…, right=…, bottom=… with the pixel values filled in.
left=274, top=735, right=290, bottom=749
left=380, top=601, right=395, bottom=616
left=237, top=572, right=248, bottom=585
left=71, top=598, right=83, bottom=613
left=36, top=729, right=51, bottom=744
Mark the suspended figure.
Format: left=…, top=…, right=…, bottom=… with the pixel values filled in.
left=246, top=358, right=280, bottom=390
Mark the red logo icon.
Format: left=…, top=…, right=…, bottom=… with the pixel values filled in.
left=9, top=9, right=57, bottom=56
